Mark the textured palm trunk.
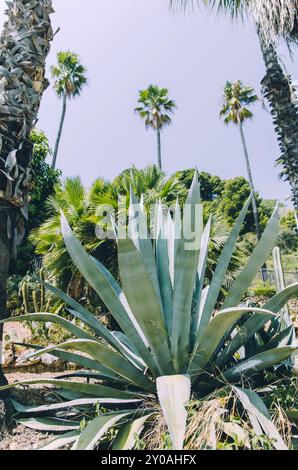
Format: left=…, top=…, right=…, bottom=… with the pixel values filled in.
left=259, top=35, right=298, bottom=211
left=0, top=0, right=53, bottom=423
left=157, top=129, right=162, bottom=170
left=52, top=92, right=67, bottom=169
left=238, top=122, right=262, bottom=241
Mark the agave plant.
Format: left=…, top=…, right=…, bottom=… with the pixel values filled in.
left=1, top=172, right=297, bottom=450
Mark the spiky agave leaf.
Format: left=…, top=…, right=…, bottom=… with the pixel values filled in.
left=156, top=375, right=191, bottom=450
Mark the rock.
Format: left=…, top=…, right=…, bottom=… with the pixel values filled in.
left=3, top=322, right=30, bottom=344
left=40, top=353, right=59, bottom=366
left=15, top=350, right=41, bottom=367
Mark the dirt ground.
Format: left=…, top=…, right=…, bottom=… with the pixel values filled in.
left=0, top=371, right=71, bottom=451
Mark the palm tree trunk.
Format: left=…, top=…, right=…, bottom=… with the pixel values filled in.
left=0, top=0, right=53, bottom=422
left=259, top=34, right=298, bottom=211
left=239, top=122, right=262, bottom=241
left=157, top=129, right=162, bottom=170
left=52, top=92, right=67, bottom=169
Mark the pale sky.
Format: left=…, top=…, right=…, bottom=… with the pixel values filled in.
left=0, top=0, right=297, bottom=204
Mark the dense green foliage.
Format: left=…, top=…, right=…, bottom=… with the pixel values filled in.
left=218, top=177, right=271, bottom=232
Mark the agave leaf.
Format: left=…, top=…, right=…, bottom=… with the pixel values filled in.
left=0, top=313, right=95, bottom=342
left=256, top=325, right=295, bottom=354
left=189, top=307, right=275, bottom=377
left=12, top=397, right=141, bottom=415
left=196, top=195, right=252, bottom=346
left=222, top=204, right=280, bottom=310
left=110, top=331, right=147, bottom=371
left=263, top=282, right=298, bottom=313
left=171, top=172, right=203, bottom=371
left=223, top=346, right=297, bottom=384
left=43, top=283, right=122, bottom=350
left=74, top=411, right=131, bottom=450
left=38, top=431, right=80, bottom=451
left=14, top=342, right=123, bottom=378
left=165, top=211, right=175, bottom=286
left=0, top=379, right=140, bottom=399
left=156, top=202, right=173, bottom=333
left=174, top=197, right=182, bottom=258
left=26, top=340, right=154, bottom=392
left=191, top=216, right=212, bottom=344
left=118, top=236, right=173, bottom=375
left=128, top=189, right=162, bottom=303
left=92, top=256, right=149, bottom=347
left=110, top=214, right=118, bottom=243
left=233, top=387, right=288, bottom=450
left=111, top=330, right=142, bottom=358
left=156, top=375, right=191, bottom=450
left=55, top=371, right=128, bottom=384
left=215, top=312, right=274, bottom=368
left=66, top=308, right=145, bottom=370
left=60, top=212, right=159, bottom=376
left=264, top=283, right=298, bottom=339
left=16, top=417, right=80, bottom=432
left=112, top=414, right=153, bottom=450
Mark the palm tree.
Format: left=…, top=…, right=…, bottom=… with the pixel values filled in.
left=171, top=1, right=298, bottom=210
left=51, top=51, right=87, bottom=169
left=220, top=81, right=261, bottom=240
left=135, top=85, right=176, bottom=170
left=0, top=0, right=53, bottom=417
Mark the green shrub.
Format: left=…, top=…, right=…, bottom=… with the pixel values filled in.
left=248, top=282, right=277, bottom=298
left=277, top=230, right=298, bottom=254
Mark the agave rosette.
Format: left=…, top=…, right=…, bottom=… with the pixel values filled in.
left=1, top=172, right=297, bottom=450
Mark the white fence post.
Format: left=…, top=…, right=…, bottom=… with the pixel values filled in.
left=272, top=247, right=291, bottom=329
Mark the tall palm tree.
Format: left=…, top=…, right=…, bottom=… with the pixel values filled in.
left=51, top=51, right=87, bottom=169
left=171, top=0, right=298, bottom=210
left=220, top=81, right=261, bottom=240
left=0, top=0, right=53, bottom=417
left=135, top=85, right=176, bottom=170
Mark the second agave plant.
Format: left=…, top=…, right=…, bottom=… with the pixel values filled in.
left=1, top=172, right=297, bottom=450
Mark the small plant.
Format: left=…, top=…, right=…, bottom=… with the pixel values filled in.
left=248, top=281, right=277, bottom=298
left=21, top=269, right=47, bottom=313
left=1, top=173, right=297, bottom=450
left=20, top=269, right=51, bottom=341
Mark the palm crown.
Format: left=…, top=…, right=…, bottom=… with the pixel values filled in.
left=173, top=1, right=298, bottom=44
left=220, top=80, right=258, bottom=125
left=135, top=85, right=176, bottom=131
left=51, top=51, right=87, bottom=98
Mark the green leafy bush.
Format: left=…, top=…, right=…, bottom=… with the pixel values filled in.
left=248, top=282, right=277, bottom=298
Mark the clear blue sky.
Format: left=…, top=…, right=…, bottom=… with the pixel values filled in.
left=0, top=0, right=296, bottom=204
